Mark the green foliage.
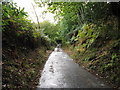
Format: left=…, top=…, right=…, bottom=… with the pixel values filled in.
left=2, top=2, right=34, bottom=48
left=2, top=2, right=50, bottom=49
left=2, top=2, right=50, bottom=88
left=42, top=2, right=112, bottom=43
left=43, top=2, right=83, bottom=42
left=40, top=21, right=59, bottom=44
left=74, top=23, right=99, bottom=48
left=2, top=2, right=27, bottom=26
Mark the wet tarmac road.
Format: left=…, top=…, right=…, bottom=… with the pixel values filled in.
left=37, top=48, right=110, bottom=88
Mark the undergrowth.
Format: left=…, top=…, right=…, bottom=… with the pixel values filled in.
left=2, top=47, right=48, bottom=89
left=66, top=16, right=120, bottom=88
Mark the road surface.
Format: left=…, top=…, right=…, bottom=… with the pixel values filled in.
left=37, top=48, right=110, bottom=89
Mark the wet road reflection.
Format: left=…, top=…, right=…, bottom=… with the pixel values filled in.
left=37, top=48, right=110, bottom=89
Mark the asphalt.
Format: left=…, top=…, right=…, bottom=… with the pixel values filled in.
left=37, top=48, right=110, bottom=89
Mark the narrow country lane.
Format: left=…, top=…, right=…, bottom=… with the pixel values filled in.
left=37, top=47, right=110, bottom=89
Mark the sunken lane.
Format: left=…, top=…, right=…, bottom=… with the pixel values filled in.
left=37, top=47, right=110, bottom=89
